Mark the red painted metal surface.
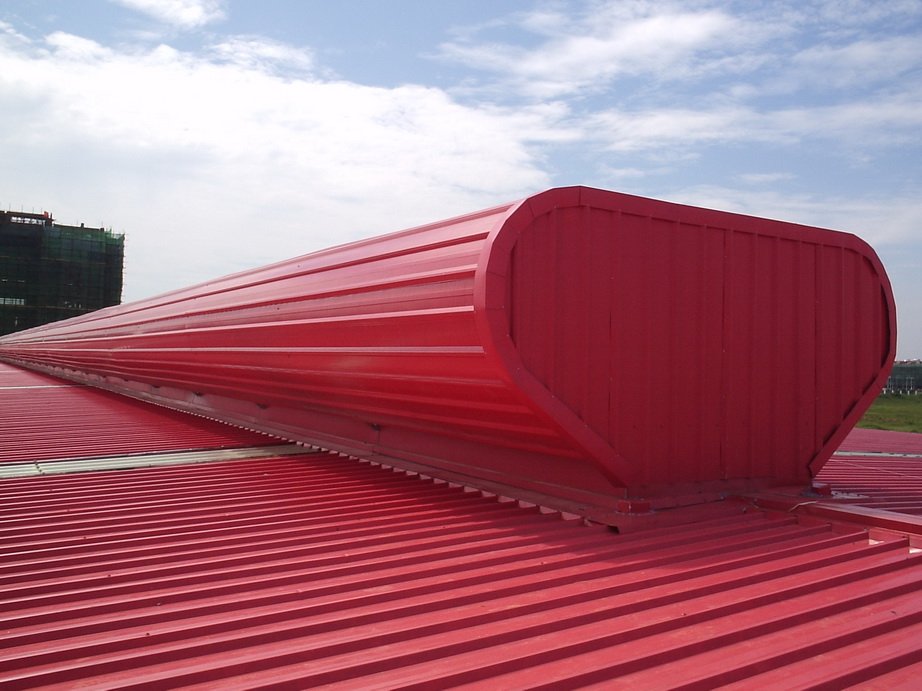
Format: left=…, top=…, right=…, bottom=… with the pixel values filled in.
left=815, top=428, right=922, bottom=516
left=2, top=358, right=922, bottom=686
left=837, top=427, right=922, bottom=455
left=2, top=452, right=922, bottom=688
left=820, top=457, right=922, bottom=513
left=0, top=187, right=896, bottom=515
left=752, top=428, right=922, bottom=538
left=0, top=362, right=272, bottom=464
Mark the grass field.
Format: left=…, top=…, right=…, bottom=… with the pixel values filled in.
left=857, top=394, right=922, bottom=433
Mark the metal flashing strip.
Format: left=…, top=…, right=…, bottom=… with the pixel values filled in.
left=0, top=444, right=312, bottom=479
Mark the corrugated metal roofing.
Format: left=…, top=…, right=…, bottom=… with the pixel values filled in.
left=812, top=428, right=922, bottom=517
left=0, top=362, right=274, bottom=465
left=836, top=427, right=922, bottom=455
left=0, top=452, right=921, bottom=688
left=3, top=360, right=922, bottom=687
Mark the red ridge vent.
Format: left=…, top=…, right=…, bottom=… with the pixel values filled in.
left=0, top=187, right=896, bottom=518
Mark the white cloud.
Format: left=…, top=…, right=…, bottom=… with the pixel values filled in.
left=587, top=107, right=772, bottom=151
left=44, top=32, right=113, bottom=60
left=2, top=3, right=920, bottom=353
left=439, top=4, right=761, bottom=98
left=437, top=0, right=922, bottom=140
left=791, top=36, right=922, bottom=89
left=812, top=0, right=922, bottom=26
left=0, top=30, right=560, bottom=300
left=668, top=184, right=922, bottom=246
left=739, top=172, right=796, bottom=184
left=598, top=165, right=655, bottom=180
left=770, top=98, right=922, bottom=144
left=209, top=36, right=316, bottom=74
left=587, top=95, right=922, bottom=153
left=0, top=20, right=30, bottom=48
left=110, top=0, right=225, bottom=29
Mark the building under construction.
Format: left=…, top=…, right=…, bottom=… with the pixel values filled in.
left=0, top=210, right=124, bottom=335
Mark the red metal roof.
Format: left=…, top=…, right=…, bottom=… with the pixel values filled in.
left=0, top=362, right=274, bottom=465
left=813, top=428, right=922, bottom=516
left=836, top=427, right=922, bottom=455
left=2, top=361, right=922, bottom=686
left=752, top=429, right=922, bottom=543
left=0, top=451, right=920, bottom=688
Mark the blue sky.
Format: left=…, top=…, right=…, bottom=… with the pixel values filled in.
left=1, top=0, right=920, bottom=357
